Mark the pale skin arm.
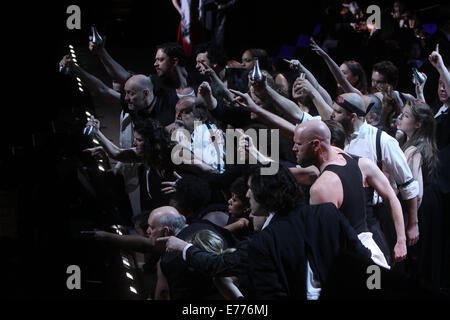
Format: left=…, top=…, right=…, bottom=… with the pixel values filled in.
left=284, top=59, right=333, bottom=106
left=359, top=158, right=407, bottom=262
left=171, top=0, right=182, bottom=15
left=199, top=60, right=236, bottom=103
left=429, top=44, right=450, bottom=97
left=81, top=231, right=154, bottom=253
left=213, top=277, right=244, bottom=300
left=310, top=38, right=363, bottom=95
left=224, top=218, right=249, bottom=234
left=251, top=77, right=305, bottom=123
left=59, top=55, right=121, bottom=108
left=289, top=166, right=320, bottom=185
left=155, top=259, right=171, bottom=300
left=86, top=117, right=142, bottom=163
left=293, top=78, right=334, bottom=120
left=229, top=89, right=295, bottom=140
left=404, top=197, right=419, bottom=247
left=89, top=35, right=132, bottom=85
left=414, top=72, right=427, bottom=102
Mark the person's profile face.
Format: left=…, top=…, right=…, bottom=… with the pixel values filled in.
left=196, top=52, right=211, bottom=75
left=371, top=71, right=386, bottom=91
left=246, top=178, right=268, bottom=217
left=438, top=78, right=449, bottom=103
left=228, top=193, right=248, bottom=218
left=124, top=80, right=146, bottom=110
left=133, top=131, right=145, bottom=155
left=292, top=127, right=314, bottom=166
left=154, top=49, right=174, bottom=78
left=241, top=50, right=254, bottom=69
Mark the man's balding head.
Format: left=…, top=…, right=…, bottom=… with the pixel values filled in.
left=124, top=74, right=154, bottom=110
left=295, top=120, right=331, bottom=143
left=147, top=206, right=186, bottom=244
left=293, top=120, right=331, bottom=167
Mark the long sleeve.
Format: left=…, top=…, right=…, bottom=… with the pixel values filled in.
left=185, top=240, right=248, bottom=277
left=381, top=137, right=419, bottom=200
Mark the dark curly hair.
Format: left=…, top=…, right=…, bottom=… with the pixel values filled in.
left=173, top=173, right=212, bottom=217
left=133, top=118, right=175, bottom=172
left=247, top=164, right=304, bottom=215
left=372, top=61, right=399, bottom=88
left=230, top=176, right=250, bottom=209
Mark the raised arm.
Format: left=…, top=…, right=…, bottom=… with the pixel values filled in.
left=284, top=58, right=333, bottom=106
left=429, top=44, right=450, bottom=97
left=293, top=77, right=333, bottom=120
left=59, top=55, right=121, bottom=108
left=199, top=60, right=236, bottom=103
left=310, top=37, right=362, bottom=95
left=89, top=35, right=133, bottom=85
left=171, top=0, right=182, bottom=16
left=86, top=117, right=142, bottom=163
left=229, top=89, right=295, bottom=140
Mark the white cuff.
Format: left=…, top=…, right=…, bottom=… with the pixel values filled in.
left=182, top=243, right=193, bottom=261
left=399, top=180, right=419, bottom=200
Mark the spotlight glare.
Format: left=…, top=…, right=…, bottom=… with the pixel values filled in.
left=98, top=165, right=105, bottom=172
left=78, top=87, right=84, bottom=92
left=92, top=139, right=100, bottom=145
left=70, top=49, right=75, bottom=54
left=69, top=45, right=74, bottom=49
left=77, top=77, right=82, bottom=82
left=85, top=111, right=92, bottom=117
left=126, top=272, right=134, bottom=280
left=122, top=259, right=130, bottom=267
left=130, top=286, right=138, bottom=294
left=71, top=53, right=76, bottom=58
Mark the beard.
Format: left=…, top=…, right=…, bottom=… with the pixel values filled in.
left=340, top=116, right=354, bottom=137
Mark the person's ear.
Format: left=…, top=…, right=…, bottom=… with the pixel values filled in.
left=162, top=226, right=172, bottom=237
left=172, top=57, right=179, bottom=67
left=350, top=112, right=358, bottom=122
left=143, top=88, right=150, bottom=98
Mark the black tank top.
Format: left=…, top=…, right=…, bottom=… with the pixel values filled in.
left=322, top=153, right=369, bottom=234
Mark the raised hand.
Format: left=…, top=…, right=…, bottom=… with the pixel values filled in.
left=156, top=236, right=188, bottom=253
left=283, top=58, right=302, bottom=72
left=197, top=81, right=217, bottom=110
left=160, top=171, right=182, bottom=195
left=428, top=43, right=444, bottom=70
left=86, top=116, right=101, bottom=135
left=293, top=77, right=315, bottom=97
left=310, top=37, right=327, bottom=57
left=83, top=146, right=108, bottom=161
left=59, top=54, right=76, bottom=72
left=89, top=35, right=106, bottom=55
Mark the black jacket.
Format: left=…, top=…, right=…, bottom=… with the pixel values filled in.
left=185, top=203, right=372, bottom=299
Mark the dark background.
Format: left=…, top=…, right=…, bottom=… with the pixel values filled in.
left=2, top=0, right=448, bottom=301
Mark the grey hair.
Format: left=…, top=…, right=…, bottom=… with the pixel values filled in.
left=160, top=215, right=186, bottom=234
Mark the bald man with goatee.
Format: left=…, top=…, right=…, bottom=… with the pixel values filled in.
left=293, top=120, right=390, bottom=269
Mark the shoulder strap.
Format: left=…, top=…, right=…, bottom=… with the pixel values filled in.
left=376, top=128, right=382, bottom=170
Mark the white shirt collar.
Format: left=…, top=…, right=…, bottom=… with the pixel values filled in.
left=262, top=213, right=276, bottom=230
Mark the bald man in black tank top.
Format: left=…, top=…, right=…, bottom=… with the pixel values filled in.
left=293, top=120, right=392, bottom=268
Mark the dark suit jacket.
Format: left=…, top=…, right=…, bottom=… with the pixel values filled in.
left=160, top=220, right=237, bottom=300
left=185, top=203, right=372, bottom=299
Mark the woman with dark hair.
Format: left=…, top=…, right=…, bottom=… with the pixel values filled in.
left=241, top=48, right=290, bottom=95
left=396, top=99, right=443, bottom=288
left=397, top=99, right=438, bottom=206
left=310, top=37, right=368, bottom=95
